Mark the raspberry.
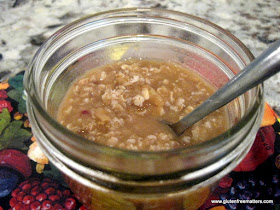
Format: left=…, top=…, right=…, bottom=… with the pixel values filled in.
left=22, top=195, right=35, bottom=204
left=42, top=200, right=52, bottom=210
left=21, top=182, right=32, bottom=192
left=36, top=193, right=48, bottom=202
left=49, top=194, right=61, bottom=202
left=22, top=204, right=30, bottom=210
left=64, top=198, right=77, bottom=210
left=45, top=187, right=56, bottom=195
left=11, top=188, right=20, bottom=197
left=30, top=201, right=41, bottom=210
left=9, top=178, right=87, bottom=210
left=13, top=202, right=23, bottom=210
left=30, top=185, right=41, bottom=196
left=53, top=203, right=64, bottom=210
left=63, top=189, right=71, bottom=197
left=9, top=197, right=18, bottom=207
left=16, top=191, right=26, bottom=201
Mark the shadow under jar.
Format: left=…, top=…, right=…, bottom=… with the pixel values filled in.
left=24, top=8, right=264, bottom=210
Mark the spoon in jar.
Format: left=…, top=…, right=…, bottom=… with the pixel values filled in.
left=166, top=39, right=280, bottom=136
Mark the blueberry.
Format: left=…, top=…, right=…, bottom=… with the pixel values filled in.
left=239, top=191, right=253, bottom=200
left=266, top=187, right=273, bottom=196
left=259, top=180, right=266, bottom=187
left=0, top=167, right=19, bottom=197
left=229, top=186, right=236, bottom=195
left=248, top=177, right=256, bottom=187
left=272, top=175, right=279, bottom=184
left=237, top=180, right=247, bottom=190
left=274, top=188, right=280, bottom=197
left=245, top=204, right=256, bottom=210
left=227, top=203, right=237, bottom=210
left=254, top=191, right=261, bottom=198
left=220, top=193, right=229, bottom=200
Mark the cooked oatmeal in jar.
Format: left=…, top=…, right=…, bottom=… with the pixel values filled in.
left=57, top=59, right=229, bottom=151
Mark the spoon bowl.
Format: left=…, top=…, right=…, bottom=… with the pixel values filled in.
left=167, top=39, right=280, bottom=136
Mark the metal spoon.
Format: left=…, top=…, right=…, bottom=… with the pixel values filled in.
left=166, top=39, right=280, bottom=136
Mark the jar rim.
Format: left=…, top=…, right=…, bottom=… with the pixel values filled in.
left=25, top=8, right=264, bottom=175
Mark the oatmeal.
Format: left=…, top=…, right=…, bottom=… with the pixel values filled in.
left=57, top=59, right=229, bottom=151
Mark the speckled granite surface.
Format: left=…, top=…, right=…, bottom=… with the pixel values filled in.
left=0, top=0, right=280, bottom=113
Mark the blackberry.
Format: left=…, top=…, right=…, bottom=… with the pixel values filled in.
left=9, top=177, right=88, bottom=210
left=221, top=172, right=280, bottom=210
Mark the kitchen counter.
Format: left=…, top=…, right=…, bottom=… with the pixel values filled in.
left=0, top=0, right=279, bottom=114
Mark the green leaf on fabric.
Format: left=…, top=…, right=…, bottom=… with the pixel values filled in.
left=7, top=77, right=27, bottom=113
left=43, top=162, right=67, bottom=187
left=8, top=74, right=24, bottom=90
left=0, top=108, right=11, bottom=134
left=18, top=98, right=27, bottom=113
left=0, top=120, right=32, bottom=150
left=7, top=89, right=22, bottom=102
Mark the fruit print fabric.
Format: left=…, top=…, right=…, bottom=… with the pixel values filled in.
left=0, top=72, right=86, bottom=209
left=0, top=72, right=279, bottom=210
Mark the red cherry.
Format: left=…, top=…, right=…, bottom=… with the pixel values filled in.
left=22, top=195, right=35, bottom=204
left=31, top=185, right=42, bottom=196
left=64, top=198, right=77, bottom=210
left=36, top=193, right=48, bottom=202
left=9, top=197, right=18, bottom=207
left=30, top=201, right=41, bottom=210
left=0, top=206, right=3, bottom=210
left=41, top=200, right=52, bottom=210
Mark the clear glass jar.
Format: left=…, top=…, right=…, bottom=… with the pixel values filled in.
left=24, top=8, right=264, bottom=210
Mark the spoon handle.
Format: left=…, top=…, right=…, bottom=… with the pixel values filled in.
left=171, top=39, right=280, bottom=135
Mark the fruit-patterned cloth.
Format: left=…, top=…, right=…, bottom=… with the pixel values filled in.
left=0, top=72, right=86, bottom=210
left=0, top=72, right=279, bottom=210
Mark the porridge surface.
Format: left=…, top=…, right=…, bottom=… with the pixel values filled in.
left=57, top=59, right=228, bottom=151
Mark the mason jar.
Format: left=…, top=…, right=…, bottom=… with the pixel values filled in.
left=24, top=8, right=264, bottom=210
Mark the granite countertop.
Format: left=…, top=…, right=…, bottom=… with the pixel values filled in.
left=0, top=0, right=280, bottom=114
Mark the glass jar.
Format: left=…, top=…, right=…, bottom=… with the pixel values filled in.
left=24, top=8, right=264, bottom=210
